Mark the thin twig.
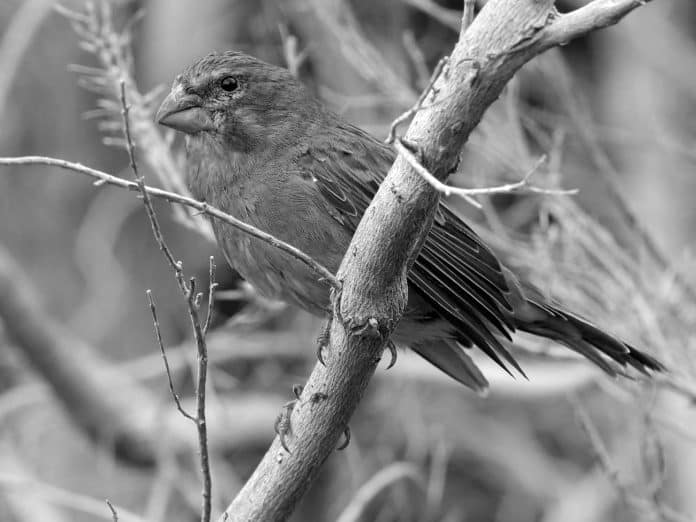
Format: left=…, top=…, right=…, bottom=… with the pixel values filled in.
left=119, top=80, right=181, bottom=273
left=395, top=140, right=577, bottom=206
left=146, top=290, right=195, bottom=422
left=187, top=279, right=213, bottom=522
left=119, top=86, right=212, bottom=522
left=460, top=0, right=476, bottom=37
left=203, top=256, right=217, bottom=337
left=0, top=156, right=340, bottom=290
left=386, top=56, right=449, bottom=144
left=105, top=499, right=118, bottom=522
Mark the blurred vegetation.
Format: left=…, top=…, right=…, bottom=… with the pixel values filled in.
left=0, top=1, right=695, bottom=521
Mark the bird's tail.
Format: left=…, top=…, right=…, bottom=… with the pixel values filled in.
left=515, top=301, right=665, bottom=376
left=411, top=340, right=490, bottom=394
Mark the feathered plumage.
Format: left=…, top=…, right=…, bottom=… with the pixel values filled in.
left=156, top=51, right=664, bottom=391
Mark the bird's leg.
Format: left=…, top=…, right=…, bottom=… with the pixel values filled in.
left=274, top=384, right=304, bottom=453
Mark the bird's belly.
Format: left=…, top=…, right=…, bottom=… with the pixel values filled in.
left=213, top=221, right=335, bottom=316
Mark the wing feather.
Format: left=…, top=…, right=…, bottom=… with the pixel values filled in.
left=294, top=119, right=520, bottom=373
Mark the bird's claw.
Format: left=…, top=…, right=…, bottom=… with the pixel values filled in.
left=385, top=340, right=398, bottom=369
left=316, top=319, right=331, bottom=366
left=351, top=317, right=382, bottom=338
left=337, top=425, right=351, bottom=451
left=330, top=283, right=344, bottom=324
left=274, top=385, right=304, bottom=453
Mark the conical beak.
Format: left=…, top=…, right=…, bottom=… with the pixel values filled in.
left=155, top=87, right=214, bottom=135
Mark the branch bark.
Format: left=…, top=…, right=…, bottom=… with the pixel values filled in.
left=220, top=0, right=655, bottom=520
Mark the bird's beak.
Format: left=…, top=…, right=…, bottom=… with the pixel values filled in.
left=156, top=87, right=214, bottom=135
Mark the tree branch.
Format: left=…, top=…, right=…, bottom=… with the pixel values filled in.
left=220, top=0, right=657, bottom=520
left=543, top=0, right=653, bottom=48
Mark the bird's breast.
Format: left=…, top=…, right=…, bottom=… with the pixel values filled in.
left=206, top=168, right=350, bottom=317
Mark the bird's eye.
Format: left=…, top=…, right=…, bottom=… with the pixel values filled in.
left=220, top=76, right=238, bottom=92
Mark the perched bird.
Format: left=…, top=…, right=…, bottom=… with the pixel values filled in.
left=156, top=51, right=663, bottom=392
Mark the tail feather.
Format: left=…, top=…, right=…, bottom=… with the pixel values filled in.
left=517, top=302, right=664, bottom=375
left=411, top=341, right=489, bottom=394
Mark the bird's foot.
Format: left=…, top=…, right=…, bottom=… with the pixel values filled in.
left=316, top=284, right=345, bottom=365
left=385, top=340, right=398, bottom=369
left=337, top=425, right=351, bottom=451
left=274, top=384, right=304, bottom=453
left=316, top=318, right=331, bottom=366
left=330, top=283, right=344, bottom=324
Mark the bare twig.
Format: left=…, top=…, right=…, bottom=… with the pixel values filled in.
left=146, top=290, right=196, bottom=422
left=395, top=140, right=577, bottom=204
left=460, top=0, right=476, bottom=37
left=105, top=499, right=118, bottom=522
left=119, top=85, right=213, bottom=522
left=386, top=56, right=449, bottom=144
left=0, top=156, right=340, bottom=290
left=203, top=256, right=217, bottom=337
left=119, top=80, right=180, bottom=272
left=188, top=280, right=213, bottom=522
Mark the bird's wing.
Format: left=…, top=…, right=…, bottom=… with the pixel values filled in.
left=295, top=120, right=522, bottom=374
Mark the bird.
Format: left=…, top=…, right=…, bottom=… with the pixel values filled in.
left=155, top=50, right=663, bottom=393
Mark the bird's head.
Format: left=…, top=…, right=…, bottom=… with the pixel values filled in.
left=156, top=51, right=317, bottom=152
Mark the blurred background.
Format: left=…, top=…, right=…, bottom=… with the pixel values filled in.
left=0, top=0, right=695, bottom=521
